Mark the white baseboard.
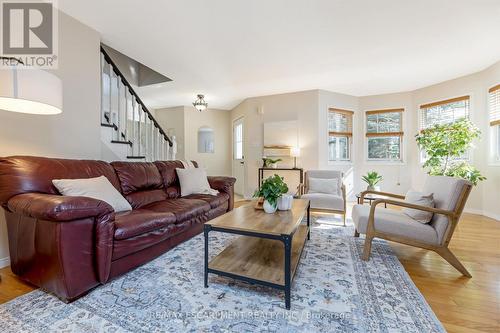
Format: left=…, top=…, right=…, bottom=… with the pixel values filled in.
left=464, top=209, right=500, bottom=221
left=0, top=256, right=10, bottom=268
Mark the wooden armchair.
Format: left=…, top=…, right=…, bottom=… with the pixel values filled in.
left=352, top=176, right=473, bottom=277
left=297, top=170, right=347, bottom=226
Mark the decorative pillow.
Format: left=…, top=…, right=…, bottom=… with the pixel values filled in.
left=52, top=176, right=132, bottom=212
left=308, top=177, right=338, bottom=195
left=176, top=168, right=219, bottom=197
left=402, top=190, right=435, bottom=224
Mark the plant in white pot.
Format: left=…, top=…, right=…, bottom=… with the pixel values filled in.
left=362, top=171, right=383, bottom=191
left=253, top=174, right=289, bottom=213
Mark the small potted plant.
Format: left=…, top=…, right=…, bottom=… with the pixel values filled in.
left=253, top=174, right=289, bottom=213
left=362, top=171, right=383, bottom=191
left=262, top=157, right=282, bottom=169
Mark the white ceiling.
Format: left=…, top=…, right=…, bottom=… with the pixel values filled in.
left=59, top=0, right=500, bottom=110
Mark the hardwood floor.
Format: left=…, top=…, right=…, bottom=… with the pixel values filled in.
left=1, top=201, right=499, bottom=333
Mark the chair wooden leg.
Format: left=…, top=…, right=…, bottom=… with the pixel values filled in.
left=435, top=247, right=472, bottom=278
left=354, top=229, right=360, bottom=237
left=362, top=237, right=373, bottom=261
left=343, top=213, right=346, bottom=227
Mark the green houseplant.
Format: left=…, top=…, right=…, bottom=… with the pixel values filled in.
left=262, top=157, right=282, bottom=168
left=253, top=174, right=289, bottom=213
left=362, top=171, right=383, bottom=191
left=415, top=119, right=486, bottom=185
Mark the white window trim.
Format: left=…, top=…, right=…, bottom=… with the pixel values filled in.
left=327, top=107, right=354, bottom=164
left=417, top=94, right=473, bottom=165
left=364, top=110, right=405, bottom=164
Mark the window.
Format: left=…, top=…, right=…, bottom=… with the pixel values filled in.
left=365, top=109, right=404, bottom=161
left=419, top=95, right=470, bottom=129
left=489, top=84, right=500, bottom=161
left=419, top=96, right=470, bottom=161
left=328, top=108, right=353, bottom=161
left=233, top=120, right=243, bottom=160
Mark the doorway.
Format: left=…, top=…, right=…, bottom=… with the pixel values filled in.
left=232, top=117, right=244, bottom=196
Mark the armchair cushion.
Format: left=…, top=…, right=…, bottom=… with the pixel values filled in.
left=402, top=191, right=435, bottom=224
left=301, top=193, right=344, bottom=211
left=352, top=204, right=439, bottom=245
left=308, top=177, right=338, bottom=195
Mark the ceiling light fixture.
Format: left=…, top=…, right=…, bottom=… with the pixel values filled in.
left=0, top=57, right=62, bottom=115
left=193, top=94, right=208, bottom=112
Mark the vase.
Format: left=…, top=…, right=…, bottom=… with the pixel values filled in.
left=263, top=200, right=277, bottom=213
left=277, top=194, right=293, bottom=211
left=271, top=163, right=278, bottom=169
left=367, top=185, right=380, bottom=192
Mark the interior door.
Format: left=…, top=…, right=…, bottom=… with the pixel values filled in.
left=232, top=117, right=245, bottom=196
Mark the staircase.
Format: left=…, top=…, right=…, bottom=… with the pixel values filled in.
left=99, top=46, right=176, bottom=162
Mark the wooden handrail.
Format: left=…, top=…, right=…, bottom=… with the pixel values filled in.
left=100, top=45, right=173, bottom=146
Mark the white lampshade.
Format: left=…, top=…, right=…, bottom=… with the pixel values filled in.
left=0, top=66, right=62, bottom=115
left=290, top=147, right=300, bottom=157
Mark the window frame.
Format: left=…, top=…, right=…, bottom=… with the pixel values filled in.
left=328, top=108, right=353, bottom=163
left=418, top=95, right=471, bottom=164
left=488, top=84, right=500, bottom=165
left=364, top=108, right=404, bottom=163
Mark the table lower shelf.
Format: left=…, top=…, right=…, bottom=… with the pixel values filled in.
left=208, top=225, right=308, bottom=286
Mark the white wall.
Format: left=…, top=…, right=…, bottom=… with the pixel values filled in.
left=184, top=106, right=231, bottom=176
left=411, top=61, right=500, bottom=219
left=155, top=106, right=185, bottom=160
left=155, top=106, right=232, bottom=176
left=0, top=12, right=102, bottom=267
left=231, top=90, right=319, bottom=198
left=231, top=62, right=500, bottom=221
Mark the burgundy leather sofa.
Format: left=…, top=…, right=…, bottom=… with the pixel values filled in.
left=0, top=156, right=235, bottom=302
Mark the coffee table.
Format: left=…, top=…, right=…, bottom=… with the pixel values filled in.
left=204, top=198, right=310, bottom=310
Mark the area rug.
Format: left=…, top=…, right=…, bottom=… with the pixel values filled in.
left=0, top=215, right=445, bottom=333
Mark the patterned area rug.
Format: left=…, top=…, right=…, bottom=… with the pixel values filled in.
left=0, top=215, right=444, bottom=333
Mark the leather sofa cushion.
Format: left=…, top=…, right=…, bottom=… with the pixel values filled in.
left=0, top=156, right=120, bottom=205
left=112, top=220, right=192, bottom=260
left=142, top=198, right=210, bottom=222
left=111, top=162, right=164, bottom=195
left=184, top=193, right=230, bottom=209
left=114, top=210, right=176, bottom=240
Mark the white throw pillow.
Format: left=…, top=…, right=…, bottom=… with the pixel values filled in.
left=52, top=176, right=132, bottom=213
left=308, top=177, right=338, bottom=195
left=176, top=168, right=218, bottom=197
left=402, top=190, right=435, bottom=224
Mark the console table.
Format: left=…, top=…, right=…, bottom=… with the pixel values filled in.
left=258, top=167, right=304, bottom=189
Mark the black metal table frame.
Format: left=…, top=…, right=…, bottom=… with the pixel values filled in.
left=356, top=194, right=387, bottom=208
left=204, top=202, right=310, bottom=310
left=258, top=168, right=304, bottom=189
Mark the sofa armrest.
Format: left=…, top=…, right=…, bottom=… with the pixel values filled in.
left=7, top=193, right=115, bottom=287
left=207, top=176, right=236, bottom=211
left=8, top=193, right=115, bottom=222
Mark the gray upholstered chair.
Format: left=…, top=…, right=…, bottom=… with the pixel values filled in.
left=352, top=176, right=472, bottom=277
left=298, top=170, right=346, bottom=226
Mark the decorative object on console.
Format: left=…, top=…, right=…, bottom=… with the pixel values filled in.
left=52, top=176, right=132, bottom=213
left=253, top=174, right=289, bottom=213
left=0, top=57, right=62, bottom=115
left=362, top=171, right=383, bottom=191
left=262, top=157, right=282, bottom=168
left=192, top=94, right=208, bottom=112
left=415, top=119, right=485, bottom=185
left=290, top=147, right=300, bottom=169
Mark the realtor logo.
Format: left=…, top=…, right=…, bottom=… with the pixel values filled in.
left=1, top=0, right=58, bottom=68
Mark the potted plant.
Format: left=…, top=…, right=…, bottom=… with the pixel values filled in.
left=262, top=157, right=282, bottom=169
left=415, top=119, right=486, bottom=185
left=362, top=171, right=383, bottom=191
left=253, top=174, right=289, bottom=213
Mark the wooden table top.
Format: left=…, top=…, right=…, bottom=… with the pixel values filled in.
left=206, top=198, right=310, bottom=236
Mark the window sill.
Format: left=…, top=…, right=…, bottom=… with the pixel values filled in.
left=328, top=160, right=352, bottom=166
left=365, top=160, right=406, bottom=166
